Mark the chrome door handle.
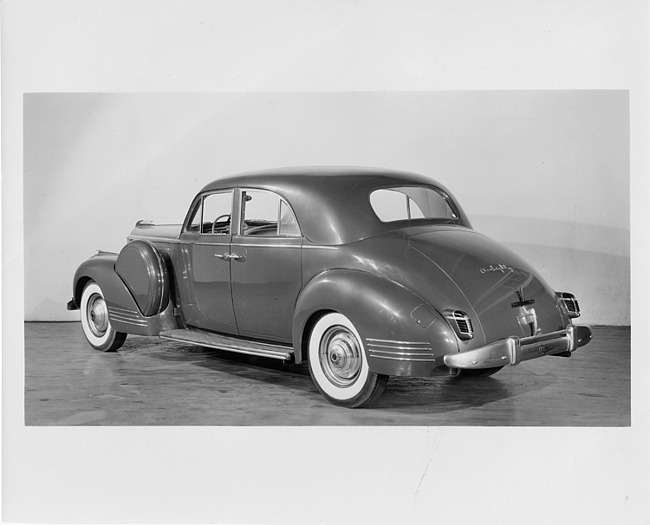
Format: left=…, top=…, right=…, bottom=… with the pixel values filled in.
left=216, top=253, right=245, bottom=261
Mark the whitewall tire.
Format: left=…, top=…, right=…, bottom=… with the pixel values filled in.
left=80, top=281, right=127, bottom=352
left=308, top=312, right=388, bottom=408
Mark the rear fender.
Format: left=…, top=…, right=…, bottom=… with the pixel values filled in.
left=293, top=269, right=458, bottom=376
left=71, top=252, right=179, bottom=336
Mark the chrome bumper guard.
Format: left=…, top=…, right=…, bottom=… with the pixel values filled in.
left=443, top=325, right=592, bottom=370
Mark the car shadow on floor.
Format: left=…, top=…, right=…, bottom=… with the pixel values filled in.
left=374, top=372, right=556, bottom=415
left=121, top=337, right=557, bottom=415
left=119, top=337, right=318, bottom=391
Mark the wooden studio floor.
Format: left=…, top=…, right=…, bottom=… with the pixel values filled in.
left=24, top=322, right=630, bottom=426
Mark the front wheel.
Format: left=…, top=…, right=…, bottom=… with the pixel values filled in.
left=308, top=313, right=388, bottom=408
left=79, top=281, right=127, bottom=352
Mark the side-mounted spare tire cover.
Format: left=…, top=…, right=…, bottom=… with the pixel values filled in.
left=115, top=240, right=169, bottom=317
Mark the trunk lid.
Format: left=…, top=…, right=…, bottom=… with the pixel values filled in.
left=407, top=227, right=565, bottom=342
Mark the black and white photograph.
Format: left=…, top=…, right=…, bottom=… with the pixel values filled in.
left=3, top=1, right=649, bottom=524
left=23, top=90, right=629, bottom=424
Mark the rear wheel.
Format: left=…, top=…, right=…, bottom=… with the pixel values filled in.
left=308, top=313, right=388, bottom=408
left=80, top=281, right=126, bottom=352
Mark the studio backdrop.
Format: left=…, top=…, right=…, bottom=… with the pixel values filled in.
left=23, top=90, right=629, bottom=325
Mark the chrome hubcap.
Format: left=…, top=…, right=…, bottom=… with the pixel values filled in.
left=87, top=293, right=109, bottom=337
left=319, top=325, right=362, bottom=387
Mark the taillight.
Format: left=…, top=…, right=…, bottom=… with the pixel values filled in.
left=444, top=310, right=474, bottom=340
left=556, top=292, right=581, bottom=318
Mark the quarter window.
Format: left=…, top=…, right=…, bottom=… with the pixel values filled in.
left=279, top=200, right=301, bottom=236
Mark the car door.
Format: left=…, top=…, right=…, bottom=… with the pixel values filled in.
left=230, top=189, right=302, bottom=343
left=176, top=189, right=239, bottom=335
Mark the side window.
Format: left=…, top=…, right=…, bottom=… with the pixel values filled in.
left=279, top=200, right=300, bottom=236
left=241, top=189, right=301, bottom=237
left=186, top=191, right=233, bottom=234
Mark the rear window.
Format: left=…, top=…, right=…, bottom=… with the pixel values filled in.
left=370, top=186, right=459, bottom=223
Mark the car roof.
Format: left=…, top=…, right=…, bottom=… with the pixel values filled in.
left=200, top=166, right=470, bottom=245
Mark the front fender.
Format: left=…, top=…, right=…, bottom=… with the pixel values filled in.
left=293, top=269, right=458, bottom=376
left=70, top=252, right=179, bottom=336
left=71, top=252, right=122, bottom=307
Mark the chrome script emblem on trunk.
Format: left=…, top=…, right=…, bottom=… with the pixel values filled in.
left=480, top=263, right=513, bottom=274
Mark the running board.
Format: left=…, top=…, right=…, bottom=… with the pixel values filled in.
left=159, top=329, right=294, bottom=361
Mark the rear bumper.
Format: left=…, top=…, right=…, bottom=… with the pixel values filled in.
left=443, top=325, right=592, bottom=370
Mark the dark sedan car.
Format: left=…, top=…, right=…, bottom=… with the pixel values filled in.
left=68, top=167, right=591, bottom=407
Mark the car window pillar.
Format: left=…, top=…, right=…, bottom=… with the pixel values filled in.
left=232, top=188, right=243, bottom=235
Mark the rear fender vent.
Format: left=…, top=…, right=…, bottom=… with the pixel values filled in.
left=444, top=310, right=474, bottom=340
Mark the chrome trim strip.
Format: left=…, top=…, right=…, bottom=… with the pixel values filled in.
left=109, top=314, right=149, bottom=327
left=159, top=329, right=294, bottom=361
left=369, top=349, right=435, bottom=357
left=109, top=310, right=142, bottom=318
left=109, top=306, right=140, bottom=315
left=369, top=354, right=436, bottom=362
left=160, top=335, right=292, bottom=361
left=367, top=335, right=435, bottom=362
left=128, top=235, right=183, bottom=244
left=366, top=338, right=430, bottom=345
left=108, top=306, right=149, bottom=326
left=367, top=343, right=433, bottom=351
left=187, top=241, right=231, bottom=247
left=233, top=243, right=302, bottom=249
left=302, top=245, right=339, bottom=250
